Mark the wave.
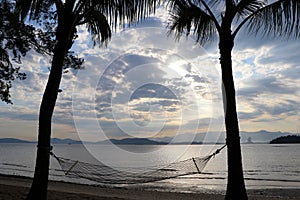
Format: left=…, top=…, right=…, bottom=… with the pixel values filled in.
left=2, top=163, right=28, bottom=168
left=1, top=162, right=299, bottom=186
left=164, top=175, right=300, bottom=183
left=0, top=162, right=64, bottom=178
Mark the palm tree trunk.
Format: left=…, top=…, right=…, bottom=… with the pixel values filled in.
left=26, top=16, right=73, bottom=200
left=219, top=35, right=248, bottom=200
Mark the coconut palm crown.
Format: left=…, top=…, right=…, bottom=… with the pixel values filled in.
left=15, top=1, right=159, bottom=200
left=166, top=0, right=299, bottom=199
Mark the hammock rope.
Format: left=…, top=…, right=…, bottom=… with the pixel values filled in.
left=51, top=144, right=226, bottom=184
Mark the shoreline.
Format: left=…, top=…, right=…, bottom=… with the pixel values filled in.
left=0, top=174, right=300, bottom=199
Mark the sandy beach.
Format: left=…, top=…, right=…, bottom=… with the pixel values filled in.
left=0, top=174, right=299, bottom=200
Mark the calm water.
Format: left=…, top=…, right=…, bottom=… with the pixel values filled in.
left=0, top=143, right=299, bottom=193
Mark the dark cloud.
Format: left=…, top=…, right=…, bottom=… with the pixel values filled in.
left=238, top=111, right=263, bottom=120
left=130, top=83, right=177, bottom=100
left=281, top=66, right=300, bottom=79
left=238, top=76, right=295, bottom=97
left=256, top=41, right=300, bottom=66
left=185, top=74, right=208, bottom=83
left=237, top=75, right=299, bottom=121
left=261, top=100, right=299, bottom=116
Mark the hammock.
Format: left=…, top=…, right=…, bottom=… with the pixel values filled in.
left=51, top=145, right=226, bottom=184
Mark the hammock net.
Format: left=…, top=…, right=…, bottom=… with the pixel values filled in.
left=51, top=145, right=226, bottom=184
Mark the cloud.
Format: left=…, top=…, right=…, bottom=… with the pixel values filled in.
left=1, top=7, right=299, bottom=140
left=238, top=76, right=296, bottom=97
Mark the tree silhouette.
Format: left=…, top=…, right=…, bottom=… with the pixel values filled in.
left=1, top=1, right=81, bottom=104
left=16, top=0, right=158, bottom=199
left=0, top=1, right=34, bottom=103
left=166, top=0, right=299, bottom=199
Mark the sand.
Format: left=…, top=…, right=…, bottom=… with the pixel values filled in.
left=0, top=174, right=299, bottom=200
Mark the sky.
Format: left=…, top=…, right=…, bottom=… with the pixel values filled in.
left=0, top=6, right=299, bottom=142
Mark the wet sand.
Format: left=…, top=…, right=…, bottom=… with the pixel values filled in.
left=0, top=174, right=299, bottom=200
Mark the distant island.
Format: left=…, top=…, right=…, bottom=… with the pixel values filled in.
left=1, top=130, right=298, bottom=145
left=98, top=138, right=168, bottom=145
left=0, top=137, right=203, bottom=145
left=270, top=135, right=300, bottom=144
left=0, top=138, right=34, bottom=143
left=0, top=138, right=167, bottom=145
left=0, top=138, right=82, bottom=144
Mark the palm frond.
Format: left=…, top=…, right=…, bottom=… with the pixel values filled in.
left=16, top=0, right=159, bottom=46
left=236, top=0, right=266, bottom=17
left=167, top=0, right=218, bottom=45
left=84, top=9, right=112, bottom=46
left=15, top=0, right=56, bottom=20
left=86, top=0, right=159, bottom=27
left=15, top=0, right=34, bottom=20
left=193, top=0, right=224, bottom=9
left=78, top=0, right=159, bottom=45
left=246, top=0, right=300, bottom=38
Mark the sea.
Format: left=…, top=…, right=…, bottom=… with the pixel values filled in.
left=0, top=143, right=299, bottom=193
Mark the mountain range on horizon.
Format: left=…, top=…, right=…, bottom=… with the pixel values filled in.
left=0, top=130, right=295, bottom=144
left=152, top=130, right=295, bottom=144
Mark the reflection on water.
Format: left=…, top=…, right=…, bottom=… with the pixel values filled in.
left=0, top=143, right=299, bottom=191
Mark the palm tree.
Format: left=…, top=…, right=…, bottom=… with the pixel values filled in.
left=15, top=0, right=158, bottom=199
left=166, top=0, right=299, bottom=199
